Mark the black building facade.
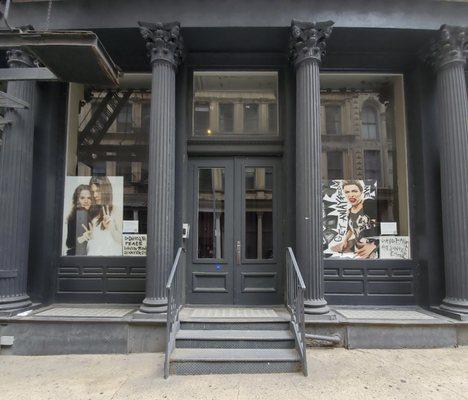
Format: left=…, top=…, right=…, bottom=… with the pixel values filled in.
left=0, top=0, right=468, bottom=357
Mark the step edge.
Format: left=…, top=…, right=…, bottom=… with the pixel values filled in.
left=179, top=318, right=291, bottom=323
left=176, top=331, right=294, bottom=340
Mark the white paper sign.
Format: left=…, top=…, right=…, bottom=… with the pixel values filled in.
left=123, top=234, right=147, bottom=256
left=380, top=236, right=410, bottom=259
left=380, top=222, right=398, bottom=235
left=123, top=220, right=139, bottom=233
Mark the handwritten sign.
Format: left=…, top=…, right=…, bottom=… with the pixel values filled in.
left=123, top=234, right=147, bottom=256
left=379, top=236, right=410, bottom=259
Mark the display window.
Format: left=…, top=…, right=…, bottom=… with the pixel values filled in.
left=62, top=82, right=150, bottom=256
left=193, top=71, right=278, bottom=136
left=321, top=74, right=410, bottom=260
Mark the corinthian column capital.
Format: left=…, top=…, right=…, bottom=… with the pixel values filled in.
left=138, top=21, right=184, bottom=68
left=6, top=49, right=39, bottom=68
left=289, top=19, right=334, bottom=67
left=427, top=24, right=468, bottom=70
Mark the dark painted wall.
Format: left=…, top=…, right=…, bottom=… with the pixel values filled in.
left=8, top=0, right=468, bottom=30
left=28, top=82, right=67, bottom=303
left=405, top=65, right=445, bottom=307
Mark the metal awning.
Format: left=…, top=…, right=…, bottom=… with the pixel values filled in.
left=0, top=30, right=120, bottom=87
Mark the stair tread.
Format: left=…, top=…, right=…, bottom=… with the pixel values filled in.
left=180, top=318, right=290, bottom=323
left=171, top=348, right=300, bottom=362
left=176, top=329, right=294, bottom=341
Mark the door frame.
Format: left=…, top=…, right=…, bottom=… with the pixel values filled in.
left=186, top=156, right=284, bottom=305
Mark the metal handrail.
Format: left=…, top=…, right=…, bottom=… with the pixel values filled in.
left=164, top=247, right=185, bottom=379
left=286, top=247, right=308, bottom=376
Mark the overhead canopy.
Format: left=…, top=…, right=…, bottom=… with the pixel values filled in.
left=0, top=30, right=120, bottom=87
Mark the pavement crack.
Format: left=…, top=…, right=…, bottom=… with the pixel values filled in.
left=110, top=376, right=130, bottom=400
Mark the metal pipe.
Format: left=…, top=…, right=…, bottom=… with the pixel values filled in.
left=305, top=333, right=341, bottom=346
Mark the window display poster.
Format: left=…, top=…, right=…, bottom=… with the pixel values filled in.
left=323, top=179, right=379, bottom=259
left=123, top=234, right=147, bottom=256
left=62, top=176, right=124, bottom=256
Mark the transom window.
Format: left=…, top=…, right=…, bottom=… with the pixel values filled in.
left=193, top=71, right=278, bottom=136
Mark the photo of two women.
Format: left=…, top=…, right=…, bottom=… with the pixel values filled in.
left=62, top=176, right=124, bottom=256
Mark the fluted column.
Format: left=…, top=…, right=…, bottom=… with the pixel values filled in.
left=428, top=25, right=468, bottom=319
left=290, top=20, right=333, bottom=314
left=0, top=50, right=37, bottom=311
left=139, top=22, right=184, bottom=313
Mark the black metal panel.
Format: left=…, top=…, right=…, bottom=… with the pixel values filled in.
left=324, top=260, right=417, bottom=305
left=0, top=31, right=120, bottom=86
left=56, top=257, right=146, bottom=303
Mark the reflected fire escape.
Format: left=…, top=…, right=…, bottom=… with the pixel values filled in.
left=78, top=90, right=134, bottom=150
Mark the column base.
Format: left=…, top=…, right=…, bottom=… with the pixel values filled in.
left=0, top=294, right=31, bottom=312
left=304, top=298, right=330, bottom=315
left=140, top=297, right=168, bottom=314
left=432, top=297, right=468, bottom=321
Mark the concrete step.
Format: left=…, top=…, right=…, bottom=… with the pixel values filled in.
left=180, top=321, right=290, bottom=331
left=176, top=329, right=295, bottom=349
left=170, top=348, right=301, bottom=375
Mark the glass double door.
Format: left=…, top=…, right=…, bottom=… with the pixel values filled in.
left=187, top=157, right=283, bottom=305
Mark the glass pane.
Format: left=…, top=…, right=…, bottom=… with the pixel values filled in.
left=268, top=103, right=277, bottom=133
left=364, top=150, right=381, bottom=181
left=219, top=103, right=234, bottom=132
left=193, top=71, right=278, bottom=136
left=244, top=103, right=259, bottom=132
left=325, top=105, right=341, bottom=135
left=245, top=167, right=273, bottom=260
left=63, top=89, right=150, bottom=256
left=362, top=106, right=379, bottom=140
left=321, top=74, right=410, bottom=260
left=198, top=168, right=225, bottom=259
left=327, top=151, right=343, bottom=179
left=194, top=101, right=211, bottom=136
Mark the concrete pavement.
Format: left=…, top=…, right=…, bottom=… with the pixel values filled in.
left=0, top=348, right=467, bottom=400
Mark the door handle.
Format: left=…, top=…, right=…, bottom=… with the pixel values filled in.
left=236, top=240, right=241, bottom=264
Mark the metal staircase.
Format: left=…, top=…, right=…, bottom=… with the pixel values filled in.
left=164, top=247, right=308, bottom=377
left=78, top=90, right=133, bottom=147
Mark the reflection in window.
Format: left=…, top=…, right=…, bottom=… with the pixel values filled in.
left=364, top=150, right=381, bottom=182
left=325, top=105, right=341, bottom=135
left=141, top=103, right=151, bottom=135
left=388, top=150, right=395, bottom=189
left=63, top=88, right=150, bottom=256
left=198, top=168, right=225, bottom=259
left=320, top=74, right=410, bottom=259
left=362, top=106, right=379, bottom=140
left=244, top=103, right=259, bottom=132
left=245, top=167, right=273, bottom=260
left=193, top=71, right=278, bottom=136
left=116, top=103, right=133, bottom=133
left=327, top=151, right=343, bottom=179
left=194, top=101, right=211, bottom=136
left=268, top=103, right=277, bottom=133
left=219, top=103, right=234, bottom=132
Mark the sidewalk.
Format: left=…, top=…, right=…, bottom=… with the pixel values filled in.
left=1, top=348, right=467, bottom=400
